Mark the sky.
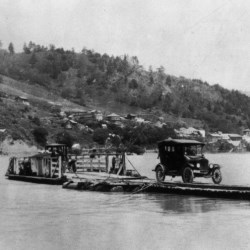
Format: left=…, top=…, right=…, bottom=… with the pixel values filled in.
left=0, top=0, right=250, bottom=91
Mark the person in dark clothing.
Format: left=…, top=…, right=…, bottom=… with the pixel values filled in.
left=68, top=158, right=77, bottom=173
left=109, top=154, right=119, bottom=174
left=90, top=148, right=97, bottom=159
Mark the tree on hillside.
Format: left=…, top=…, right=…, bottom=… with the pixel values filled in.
left=128, top=79, right=138, bottom=89
left=106, top=59, right=115, bottom=76
left=157, top=65, right=165, bottom=81
left=165, top=75, right=171, bottom=86
left=148, top=65, right=154, bottom=85
left=33, top=127, right=48, bottom=146
left=29, top=53, right=38, bottom=67
left=93, top=128, right=109, bottom=145
left=49, top=44, right=56, bottom=51
left=8, top=42, right=15, bottom=54
left=23, top=43, right=31, bottom=54
left=56, top=131, right=75, bottom=148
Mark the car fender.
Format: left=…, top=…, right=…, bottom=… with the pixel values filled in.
left=210, top=163, right=221, bottom=169
left=152, top=163, right=166, bottom=172
left=207, top=163, right=221, bottom=175
left=186, top=162, right=195, bottom=168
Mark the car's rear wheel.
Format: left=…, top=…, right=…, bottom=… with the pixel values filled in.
left=212, top=168, right=222, bottom=184
left=182, top=167, right=194, bottom=183
left=155, top=165, right=166, bottom=182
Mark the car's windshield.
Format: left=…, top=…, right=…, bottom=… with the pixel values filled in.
left=185, top=145, right=203, bottom=156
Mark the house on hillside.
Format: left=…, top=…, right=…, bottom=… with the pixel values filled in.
left=106, top=113, right=127, bottom=128
left=207, top=133, right=222, bottom=143
left=243, top=129, right=250, bottom=137
left=59, top=111, right=67, bottom=118
left=106, top=113, right=121, bottom=122
left=77, top=123, right=86, bottom=131
left=207, top=132, right=243, bottom=151
left=15, top=96, right=30, bottom=105
left=0, top=129, right=6, bottom=133
left=66, top=109, right=103, bottom=123
left=126, top=114, right=137, bottom=120
left=154, top=121, right=166, bottom=128
left=227, top=134, right=243, bottom=151
left=65, top=110, right=85, bottom=118
left=78, top=112, right=94, bottom=123
left=242, top=129, right=250, bottom=144
left=101, top=124, right=107, bottom=129
left=77, top=123, right=93, bottom=132
left=64, top=119, right=78, bottom=129
left=228, top=134, right=242, bottom=141
left=134, top=117, right=145, bottom=124
left=91, top=110, right=103, bottom=121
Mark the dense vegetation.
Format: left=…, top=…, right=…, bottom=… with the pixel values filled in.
left=0, top=41, right=250, bottom=138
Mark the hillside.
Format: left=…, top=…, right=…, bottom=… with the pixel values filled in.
left=0, top=41, right=250, bottom=149
left=0, top=74, right=92, bottom=148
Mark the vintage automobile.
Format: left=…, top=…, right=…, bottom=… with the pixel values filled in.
left=153, top=139, right=222, bottom=184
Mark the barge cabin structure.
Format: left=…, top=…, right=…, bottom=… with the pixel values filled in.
left=5, top=144, right=68, bottom=184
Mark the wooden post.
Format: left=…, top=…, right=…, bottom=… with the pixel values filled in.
left=43, top=158, right=45, bottom=176
left=106, top=155, right=109, bottom=173
left=90, top=157, right=93, bottom=172
left=50, top=158, right=52, bottom=177
left=58, top=156, right=61, bottom=178
left=14, top=158, right=16, bottom=174
left=98, top=155, right=101, bottom=172
left=122, top=152, right=126, bottom=175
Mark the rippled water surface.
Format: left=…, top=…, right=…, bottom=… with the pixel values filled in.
left=1, top=153, right=250, bottom=250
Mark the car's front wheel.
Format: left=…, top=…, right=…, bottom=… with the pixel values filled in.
left=182, top=166, right=194, bottom=183
left=212, top=168, right=222, bottom=184
left=155, top=165, right=166, bottom=182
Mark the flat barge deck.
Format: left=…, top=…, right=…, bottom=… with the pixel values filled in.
left=63, top=173, right=250, bottom=200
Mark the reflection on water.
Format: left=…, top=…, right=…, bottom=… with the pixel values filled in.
left=144, top=193, right=250, bottom=214
left=1, top=154, right=250, bottom=250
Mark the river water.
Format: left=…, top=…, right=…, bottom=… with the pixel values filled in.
left=1, top=153, right=250, bottom=250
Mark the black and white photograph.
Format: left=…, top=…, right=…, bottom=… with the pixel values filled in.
left=1, top=0, right=250, bottom=249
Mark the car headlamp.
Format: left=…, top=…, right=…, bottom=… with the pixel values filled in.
left=196, top=163, right=200, bottom=168
left=209, top=163, right=213, bottom=169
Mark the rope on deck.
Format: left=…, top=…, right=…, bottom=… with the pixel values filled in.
left=132, top=182, right=156, bottom=194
